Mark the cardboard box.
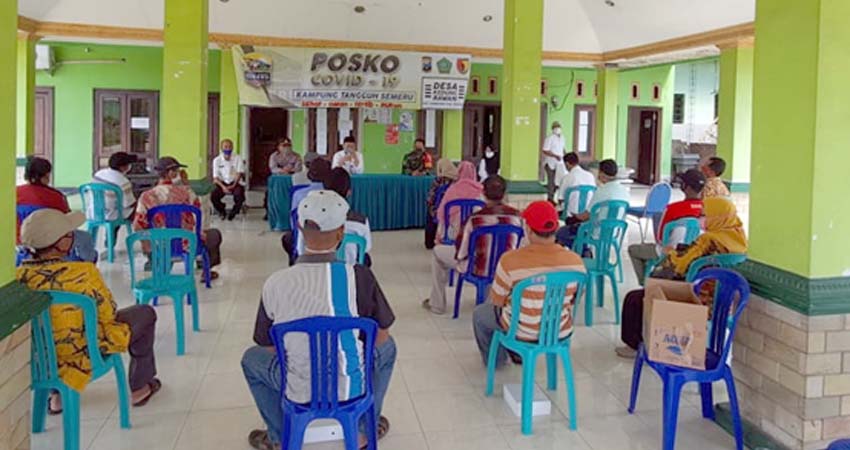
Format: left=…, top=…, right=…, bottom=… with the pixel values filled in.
left=643, top=278, right=709, bottom=370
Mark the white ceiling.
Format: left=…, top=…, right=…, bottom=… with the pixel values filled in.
left=19, top=0, right=755, bottom=54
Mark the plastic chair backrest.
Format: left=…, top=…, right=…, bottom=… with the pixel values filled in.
left=660, top=217, right=702, bottom=248
left=17, top=204, right=46, bottom=225
left=442, top=199, right=485, bottom=243
left=561, top=185, right=597, bottom=219
left=503, top=271, right=587, bottom=347
left=590, top=199, right=629, bottom=221
left=31, top=291, right=110, bottom=385
left=691, top=268, right=750, bottom=365
left=79, top=183, right=124, bottom=222
left=126, top=228, right=197, bottom=289
left=431, top=183, right=450, bottom=223
left=827, top=439, right=850, bottom=450
left=583, top=219, right=628, bottom=272
left=644, top=182, right=672, bottom=215
left=685, top=253, right=747, bottom=282
left=270, top=315, right=377, bottom=411
left=147, top=204, right=203, bottom=257
left=464, top=224, right=524, bottom=280
left=337, top=233, right=367, bottom=265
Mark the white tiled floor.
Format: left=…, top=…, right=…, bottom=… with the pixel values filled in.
left=33, top=187, right=743, bottom=450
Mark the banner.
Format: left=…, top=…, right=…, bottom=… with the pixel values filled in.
left=233, top=46, right=471, bottom=110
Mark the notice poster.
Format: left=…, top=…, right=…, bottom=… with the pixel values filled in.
left=377, top=108, right=393, bottom=125
left=425, top=109, right=437, bottom=147
left=421, top=77, right=468, bottom=109
left=399, top=111, right=414, bottom=132
left=363, top=108, right=379, bottom=123
left=316, top=108, right=328, bottom=155
left=385, top=125, right=400, bottom=145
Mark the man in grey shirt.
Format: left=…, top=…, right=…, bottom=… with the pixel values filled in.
left=242, top=190, right=396, bottom=450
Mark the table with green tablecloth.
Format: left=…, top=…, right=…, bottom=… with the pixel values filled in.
left=267, top=174, right=436, bottom=231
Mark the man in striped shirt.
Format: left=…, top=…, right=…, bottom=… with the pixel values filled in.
left=472, top=201, right=586, bottom=367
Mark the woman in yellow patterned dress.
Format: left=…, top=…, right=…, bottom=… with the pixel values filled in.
left=17, top=209, right=162, bottom=413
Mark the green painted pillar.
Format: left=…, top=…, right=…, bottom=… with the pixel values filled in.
left=1, top=5, right=17, bottom=281
left=499, top=0, right=543, bottom=181
left=219, top=46, right=240, bottom=154
left=161, top=0, right=209, bottom=178
left=716, top=43, right=753, bottom=189
left=595, top=65, right=619, bottom=161
left=441, top=110, right=463, bottom=161
left=16, top=35, right=36, bottom=158
left=750, top=0, right=850, bottom=279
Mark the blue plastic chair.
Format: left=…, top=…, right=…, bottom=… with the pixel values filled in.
left=16, top=205, right=88, bottom=266
left=147, top=204, right=212, bottom=289
left=485, top=271, right=587, bottom=435
left=627, top=182, right=672, bottom=243
left=828, top=439, right=850, bottom=450
left=337, top=233, right=367, bottom=265
left=686, top=253, right=747, bottom=282
left=453, top=224, right=524, bottom=319
left=430, top=183, right=450, bottom=225
left=290, top=209, right=301, bottom=260
left=79, top=183, right=133, bottom=263
left=31, top=291, right=131, bottom=450
left=269, top=315, right=379, bottom=450
left=628, top=268, right=750, bottom=450
left=442, top=198, right=485, bottom=286
left=574, top=219, right=627, bottom=326
left=127, top=229, right=199, bottom=356
left=643, top=217, right=703, bottom=283
left=561, top=185, right=597, bottom=220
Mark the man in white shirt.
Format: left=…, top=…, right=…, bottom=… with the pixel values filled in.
left=541, top=121, right=566, bottom=202
left=556, top=159, right=629, bottom=248
left=332, top=136, right=365, bottom=175
left=211, top=139, right=247, bottom=221
left=90, top=151, right=137, bottom=222
left=558, top=152, right=596, bottom=217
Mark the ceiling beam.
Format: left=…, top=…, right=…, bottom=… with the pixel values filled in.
left=603, top=22, right=755, bottom=61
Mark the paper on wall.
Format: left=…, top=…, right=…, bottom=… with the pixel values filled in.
left=425, top=110, right=436, bottom=147
left=316, top=108, right=328, bottom=155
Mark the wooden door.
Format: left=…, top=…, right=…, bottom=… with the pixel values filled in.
left=573, top=104, right=596, bottom=162
left=249, top=107, right=288, bottom=189
left=34, top=87, right=54, bottom=161
left=308, top=108, right=360, bottom=157
left=462, top=102, right=500, bottom=162
left=94, top=90, right=159, bottom=170
left=637, top=109, right=661, bottom=185
left=207, top=94, right=220, bottom=178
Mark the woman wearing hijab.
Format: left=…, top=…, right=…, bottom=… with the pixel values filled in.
left=615, top=197, right=748, bottom=358
left=436, top=160, right=484, bottom=245
left=424, top=159, right=459, bottom=249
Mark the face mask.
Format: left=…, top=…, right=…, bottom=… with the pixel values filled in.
left=283, top=146, right=292, bottom=152
left=171, top=174, right=182, bottom=184
left=553, top=127, right=562, bottom=136
left=223, top=150, right=233, bottom=157
left=485, top=150, right=495, bottom=158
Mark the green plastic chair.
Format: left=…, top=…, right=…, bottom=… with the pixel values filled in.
left=337, top=233, right=367, bottom=265
left=575, top=219, right=628, bottom=326
left=560, top=185, right=596, bottom=221
left=485, top=271, right=586, bottom=435
left=686, top=253, right=747, bottom=282
left=127, top=228, right=199, bottom=356
left=79, top=183, right=132, bottom=263
left=31, top=291, right=131, bottom=450
left=643, top=217, right=702, bottom=284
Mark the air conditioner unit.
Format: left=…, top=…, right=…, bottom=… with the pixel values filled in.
left=35, top=44, right=55, bottom=72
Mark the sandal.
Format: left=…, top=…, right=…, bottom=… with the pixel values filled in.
left=48, top=392, right=62, bottom=415
left=358, top=416, right=390, bottom=450
left=132, top=378, right=162, bottom=407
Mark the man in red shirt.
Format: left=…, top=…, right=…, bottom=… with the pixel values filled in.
left=628, top=169, right=705, bottom=285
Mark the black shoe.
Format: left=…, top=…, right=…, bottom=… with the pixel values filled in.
left=217, top=211, right=226, bottom=220
left=227, top=210, right=237, bottom=221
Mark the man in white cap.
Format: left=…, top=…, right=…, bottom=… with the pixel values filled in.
left=17, top=209, right=162, bottom=412
left=242, top=190, right=396, bottom=450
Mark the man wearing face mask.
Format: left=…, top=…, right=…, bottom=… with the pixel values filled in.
left=478, top=145, right=500, bottom=181
left=211, top=139, right=247, bottom=221
left=332, top=136, right=365, bottom=175
left=402, top=138, right=427, bottom=176
left=542, top=121, right=566, bottom=202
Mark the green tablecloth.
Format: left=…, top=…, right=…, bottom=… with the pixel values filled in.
left=268, top=174, right=435, bottom=231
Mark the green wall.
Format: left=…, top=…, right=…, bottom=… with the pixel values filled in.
left=617, top=65, right=676, bottom=177
left=33, top=42, right=221, bottom=187
left=362, top=109, right=418, bottom=173
left=2, top=0, right=17, bottom=281
left=717, top=47, right=753, bottom=185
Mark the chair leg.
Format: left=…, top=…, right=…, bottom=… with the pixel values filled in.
left=560, top=349, right=578, bottom=430
left=339, top=414, right=361, bottom=450
left=699, top=382, right=715, bottom=420
left=724, top=370, right=744, bottom=450
left=485, top=335, right=501, bottom=396
left=284, top=415, right=309, bottom=450
left=596, top=274, right=605, bottom=308
left=627, top=346, right=645, bottom=414
left=584, top=275, right=594, bottom=326
left=609, top=273, right=621, bottom=325
left=61, top=388, right=81, bottom=450
left=362, top=405, right=378, bottom=450
left=448, top=269, right=454, bottom=287
left=546, top=353, right=557, bottom=391
left=190, top=289, right=200, bottom=332
left=452, top=277, right=464, bottom=319
left=112, top=356, right=132, bottom=429
left=520, top=363, right=536, bottom=435
left=31, top=388, right=49, bottom=433
left=105, top=224, right=115, bottom=263
left=661, top=378, right=684, bottom=450
left=173, top=296, right=186, bottom=356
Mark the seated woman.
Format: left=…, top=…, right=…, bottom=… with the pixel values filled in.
left=615, top=197, right=748, bottom=358
left=16, top=156, right=98, bottom=263
left=424, top=158, right=459, bottom=249
left=17, top=209, right=162, bottom=412
left=435, top=160, right=483, bottom=245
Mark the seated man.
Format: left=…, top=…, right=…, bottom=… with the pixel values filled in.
left=472, top=201, right=586, bottom=366
left=558, top=152, right=595, bottom=216
left=401, top=139, right=427, bottom=176
left=423, top=175, right=522, bottom=315
left=291, top=151, right=320, bottom=186
left=90, top=151, right=137, bottom=246
left=211, top=139, right=246, bottom=221
left=17, top=156, right=97, bottom=262
left=320, top=167, right=373, bottom=266
left=18, top=209, right=161, bottom=411
left=268, top=137, right=303, bottom=176
left=243, top=190, right=396, bottom=450
left=133, top=157, right=223, bottom=279
left=555, top=159, right=629, bottom=248
left=281, top=158, right=332, bottom=265
left=628, top=169, right=705, bottom=285
left=701, top=156, right=731, bottom=198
